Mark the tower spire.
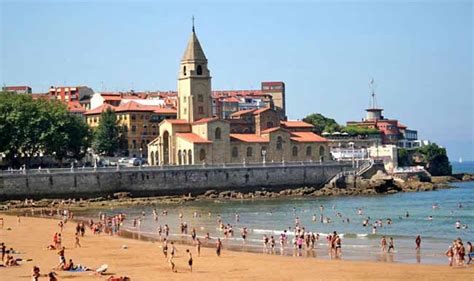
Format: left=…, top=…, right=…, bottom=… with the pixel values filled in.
left=192, top=15, right=195, bottom=32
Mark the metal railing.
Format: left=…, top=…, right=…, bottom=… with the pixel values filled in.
left=0, top=160, right=352, bottom=176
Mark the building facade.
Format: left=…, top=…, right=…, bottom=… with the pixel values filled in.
left=147, top=27, right=329, bottom=166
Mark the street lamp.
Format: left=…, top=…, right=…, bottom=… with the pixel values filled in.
left=349, top=142, right=355, bottom=168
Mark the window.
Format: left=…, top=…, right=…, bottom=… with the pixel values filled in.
left=246, top=147, right=253, bottom=157
left=292, top=146, right=298, bottom=157
left=199, top=149, right=206, bottom=161
left=198, top=106, right=204, bottom=114
left=232, top=147, right=238, bottom=158
left=183, top=66, right=187, bottom=76
left=131, top=114, right=136, bottom=120
left=132, top=125, right=137, bottom=133
left=306, top=146, right=312, bottom=156
left=267, top=121, right=274, bottom=128
left=198, top=94, right=203, bottom=102
left=319, top=146, right=325, bottom=157
left=197, top=65, right=203, bottom=75
left=132, top=140, right=137, bottom=149
left=215, top=127, right=221, bottom=140
left=183, top=96, right=187, bottom=103
left=276, top=136, right=283, bottom=150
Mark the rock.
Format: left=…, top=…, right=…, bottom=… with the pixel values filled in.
left=113, top=192, right=131, bottom=199
left=204, top=190, right=217, bottom=196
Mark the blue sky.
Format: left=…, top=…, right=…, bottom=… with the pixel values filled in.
left=1, top=0, right=472, bottom=160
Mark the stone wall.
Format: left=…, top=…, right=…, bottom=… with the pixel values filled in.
left=0, top=163, right=352, bottom=200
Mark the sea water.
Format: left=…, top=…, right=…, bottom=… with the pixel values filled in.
left=76, top=162, right=473, bottom=264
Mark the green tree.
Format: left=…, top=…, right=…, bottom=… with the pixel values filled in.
left=0, top=92, right=91, bottom=167
left=342, top=126, right=380, bottom=136
left=303, top=113, right=342, bottom=134
left=397, top=148, right=411, bottom=167
left=416, top=143, right=452, bottom=176
left=92, top=108, right=121, bottom=156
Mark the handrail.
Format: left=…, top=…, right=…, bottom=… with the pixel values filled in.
left=0, top=160, right=352, bottom=176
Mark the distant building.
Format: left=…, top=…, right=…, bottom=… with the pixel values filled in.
left=84, top=101, right=177, bottom=157
left=346, top=83, right=418, bottom=146
left=2, top=86, right=32, bottom=94
left=147, top=25, right=329, bottom=166
left=48, top=86, right=94, bottom=110
left=262, top=81, right=286, bottom=120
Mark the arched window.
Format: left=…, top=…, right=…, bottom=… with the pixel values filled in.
left=232, top=147, right=238, bottom=158
left=188, top=149, right=192, bottom=164
left=199, top=148, right=206, bottom=161
left=215, top=127, right=221, bottom=140
left=177, top=150, right=182, bottom=165
left=276, top=136, right=283, bottom=150
left=292, top=146, right=298, bottom=157
left=197, top=65, right=203, bottom=75
left=246, top=147, right=253, bottom=157
left=183, top=66, right=187, bottom=76
left=150, top=151, right=155, bottom=166
left=319, top=146, right=325, bottom=159
left=306, top=146, right=312, bottom=156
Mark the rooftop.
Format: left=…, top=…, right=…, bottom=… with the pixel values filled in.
left=230, top=134, right=270, bottom=143
left=290, top=132, right=327, bottom=143
left=176, top=133, right=212, bottom=144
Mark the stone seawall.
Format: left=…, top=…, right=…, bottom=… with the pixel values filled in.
left=0, top=163, right=352, bottom=200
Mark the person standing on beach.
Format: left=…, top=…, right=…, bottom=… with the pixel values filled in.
left=56, top=247, right=66, bottom=270
left=186, top=249, right=193, bottom=272
left=415, top=235, right=421, bottom=251
left=162, top=239, right=168, bottom=258
left=216, top=238, right=222, bottom=256
left=381, top=236, right=387, bottom=252
left=466, top=241, right=472, bottom=264
left=195, top=238, right=201, bottom=257
left=446, top=245, right=454, bottom=266
left=168, top=255, right=177, bottom=273
left=388, top=238, right=395, bottom=253
left=1, top=242, right=6, bottom=262
left=75, top=235, right=81, bottom=248
left=170, top=242, right=177, bottom=257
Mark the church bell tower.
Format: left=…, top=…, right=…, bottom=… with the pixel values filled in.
left=177, top=21, right=213, bottom=122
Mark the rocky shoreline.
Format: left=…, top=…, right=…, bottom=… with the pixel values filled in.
left=1, top=172, right=473, bottom=212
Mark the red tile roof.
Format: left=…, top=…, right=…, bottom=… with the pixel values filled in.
left=281, top=121, right=314, bottom=128
left=84, top=104, right=115, bottom=115
left=67, top=101, right=86, bottom=113
left=260, top=127, right=286, bottom=134
left=290, top=132, right=327, bottom=143
left=176, top=133, right=212, bottom=144
left=221, top=97, right=240, bottom=103
left=253, top=107, right=271, bottom=115
left=230, top=134, right=270, bottom=143
left=192, top=117, right=219, bottom=125
left=397, top=122, right=407, bottom=129
left=164, top=119, right=190, bottom=125
left=102, top=95, right=122, bottom=101
left=230, top=108, right=256, bottom=117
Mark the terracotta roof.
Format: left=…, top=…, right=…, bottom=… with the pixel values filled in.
left=164, top=119, right=190, bottom=125
left=84, top=104, right=115, bottom=115
left=153, top=108, right=177, bottom=114
left=192, top=117, right=219, bottom=125
left=281, top=121, right=314, bottom=128
left=230, top=108, right=256, bottom=117
left=253, top=107, right=271, bottom=115
left=221, top=97, right=240, bottom=103
left=290, top=132, right=327, bottom=143
left=397, top=122, right=407, bottom=129
left=260, top=127, right=287, bottom=134
left=67, top=101, right=86, bottom=113
left=230, top=134, right=269, bottom=143
left=102, top=95, right=122, bottom=101
left=176, top=133, right=212, bottom=144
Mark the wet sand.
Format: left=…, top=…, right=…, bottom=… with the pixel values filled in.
left=0, top=215, right=472, bottom=281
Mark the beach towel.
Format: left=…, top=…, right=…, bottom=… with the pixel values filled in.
left=96, top=264, right=108, bottom=274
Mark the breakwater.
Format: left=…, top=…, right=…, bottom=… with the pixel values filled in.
left=0, top=162, right=353, bottom=200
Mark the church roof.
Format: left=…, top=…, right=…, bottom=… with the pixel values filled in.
left=290, top=132, right=327, bottom=143
left=182, top=30, right=207, bottom=62
left=281, top=121, right=314, bottom=128
left=230, top=134, right=270, bottom=143
left=192, top=117, right=219, bottom=125
left=176, top=133, right=212, bottom=144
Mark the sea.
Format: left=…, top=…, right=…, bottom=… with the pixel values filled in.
left=76, top=161, right=474, bottom=264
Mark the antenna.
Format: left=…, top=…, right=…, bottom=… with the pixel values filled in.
left=369, top=78, right=377, bottom=109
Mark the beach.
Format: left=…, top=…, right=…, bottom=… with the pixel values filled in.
left=1, top=215, right=472, bottom=281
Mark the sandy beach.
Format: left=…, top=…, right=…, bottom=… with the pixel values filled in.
left=0, top=215, right=472, bottom=281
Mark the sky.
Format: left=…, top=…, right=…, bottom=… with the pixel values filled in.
left=1, top=0, right=472, bottom=160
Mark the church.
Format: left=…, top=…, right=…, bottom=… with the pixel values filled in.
left=147, top=26, right=329, bottom=166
